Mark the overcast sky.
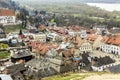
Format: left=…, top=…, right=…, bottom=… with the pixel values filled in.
left=12, top=0, right=120, bottom=2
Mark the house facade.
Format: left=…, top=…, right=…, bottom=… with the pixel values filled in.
left=80, top=30, right=87, bottom=39
left=100, top=35, right=120, bottom=55
left=79, top=41, right=93, bottom=53
left=33, top=34, right=46, bottom=42
left=93, top=25, right=107, bottom=35
left=0, top=74, right=13, bottom=80
left=100, top=43, right=120, bottom=55
left=0, top=9, right=15, bottom=24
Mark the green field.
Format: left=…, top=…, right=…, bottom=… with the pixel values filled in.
left=5, top=24, right=27, bottom=33
left=0, top=51, right=10, bottom=59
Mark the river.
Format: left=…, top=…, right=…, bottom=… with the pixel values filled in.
left=87, top=3, right=120, bottom=11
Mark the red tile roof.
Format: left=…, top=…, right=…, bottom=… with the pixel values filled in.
left=101, top=35, right=120, bottom=46
left=101, top=36, right=109, bottom=43
left=29, top=41, right=59, bottom=56
left=62, top=50, right=73, bottom=58
left=68, top=25, right=93, bottom=33
left=49, top=27, right=68, bottom=35
left=76, top=36, right=83, bottom=47
left=0, top=9, right=15, bottom=16
left=87, top=34, right=98, bottom=42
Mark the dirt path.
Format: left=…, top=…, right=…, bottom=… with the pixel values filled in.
left=84, top=74, right=120, bottom=80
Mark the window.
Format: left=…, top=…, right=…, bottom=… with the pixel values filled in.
left=56, top=65, right=59, bottom=68
left=10, top=17, right=13, bottom=19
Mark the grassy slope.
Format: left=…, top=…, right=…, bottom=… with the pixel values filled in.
left=42, top=72, right=107, bottom=80
left=0, top=0, right=10, bottom=8
left=5, top=24, right=27, bottom=33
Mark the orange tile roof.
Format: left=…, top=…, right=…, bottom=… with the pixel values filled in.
left=101, top=35, right=120, bottom=46
left=101, top=36, right=109, bottom=43
left=52, top=44, right=59, bottom=49
left=70, top=48, right=76, bottom=54
left=30, top=41, right=60, bottom=55
left=0, top=9, right=15, bottom=16
left=87, top=34, right=98, bottom=42
left=68, top=25, right=95, bottom=33
left=62, top=50, right=73, bottom=57
left=76, top=36, right=83, bottom=47
left=111, top=36, right=120, bottom=45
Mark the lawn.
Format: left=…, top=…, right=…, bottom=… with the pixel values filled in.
left=5, top=24, right=27, bottom=33
left=0, top=51, right=10, bottom=59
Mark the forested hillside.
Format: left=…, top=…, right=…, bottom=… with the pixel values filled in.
left=13, top=0, right=120, bottom=3
left=82, top=0, right=120, bottom=3
left=0, top=0, right=17, bottom=9
left=23, top=2, right=120, bottom=19
left=0, top=0, right=10, bottom=8
left=9, top=0, right=120, bottom=27
left=18, top=1, right=120, bottom=27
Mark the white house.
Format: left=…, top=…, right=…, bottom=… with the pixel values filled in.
left=0, top=74, right=13, bottom=80
left=79, top=40, right=93, bottom=53
left=100, top=35, right=120, bottom=55
left=68, top=30, right=87, bottom=38
left=33, top=33, right=46, bottom=42
left=68, top=30, right=75, bottom=36
left=59, top=42, right=70, bottom=49
left=93, top=25, right=106, bottom=35
left=68, top=30, right=81, bottom=36
left=100, top=43, right=120, bottom=55
left=0, top=9, right=15, bottom=24
left=47, top=33, right=58, bottom=41
left=80, top=30, right=87, bottom=39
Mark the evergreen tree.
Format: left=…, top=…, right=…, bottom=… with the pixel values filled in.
left=19, top=29, right=22, bottom=35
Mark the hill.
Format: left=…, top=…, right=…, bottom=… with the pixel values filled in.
left=17, top=1, right=120, bottom=27
left=20, top=2, right=120, bottom=18
left=13, top=0, right=120, bottom=3
left=0, top=0, right=10, bottom=8
left=82, top=0, right=120, bottom=3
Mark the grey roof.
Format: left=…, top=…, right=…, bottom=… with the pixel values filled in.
left=6, top=64, right=27, bottom=74
left=12, top=51, right=32, bottom=58
left=49, top=58, right=63, bottom=65
left=94, top=25, right=106, bottom=28
left=108, top=64, right=120, bottom=73
left=26, top=59, right=50, bottom=69
left=24, top=67, right=57, bottom=78
left=108, top=29, right=120, bottom=34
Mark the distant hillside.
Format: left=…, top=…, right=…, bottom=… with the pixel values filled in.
left=13, top=0, right=120, bottom=19
left=13, top=0, right=120, bottom=3
left=81, top=0, right=120, bottom=3
left=20, top=2, right=119, bottom=16
left=0, top=0, right=10, bottom=8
